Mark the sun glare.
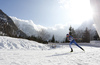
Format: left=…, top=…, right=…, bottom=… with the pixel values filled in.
left=69, top=0, right=93, bottom=24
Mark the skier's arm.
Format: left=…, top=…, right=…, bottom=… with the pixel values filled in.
left=69, top=36, right=74, bottom=41
left=67, top=37, right=69, bottom=41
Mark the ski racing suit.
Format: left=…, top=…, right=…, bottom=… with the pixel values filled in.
left=68, top=36, right=82, bottom=49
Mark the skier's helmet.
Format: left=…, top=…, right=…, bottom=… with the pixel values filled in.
left=67, top=34, right=69, bottom=37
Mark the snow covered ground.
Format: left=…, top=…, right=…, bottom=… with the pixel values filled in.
left=0, top=36, right=100, bottom=65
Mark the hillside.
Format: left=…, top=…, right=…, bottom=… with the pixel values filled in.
left=0, top=36, right=49, bottom=50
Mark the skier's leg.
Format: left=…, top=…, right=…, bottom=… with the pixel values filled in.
left=69, top=42, right=73, bottom=52
left=74, top=41, right=85, bottom=51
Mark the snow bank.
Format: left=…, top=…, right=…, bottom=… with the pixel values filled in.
left=90, top=40, right=100, bottom=47
left=0, top=36, right=49, bottom=50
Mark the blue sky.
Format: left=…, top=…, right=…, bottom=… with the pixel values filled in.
left=0, top=0, right=93, bottom=28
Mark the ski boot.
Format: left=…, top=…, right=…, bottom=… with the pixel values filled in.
left=70, top=48, right=73, bottom=52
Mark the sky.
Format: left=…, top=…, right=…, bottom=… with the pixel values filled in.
left=0, top=0, right=93, bottom=28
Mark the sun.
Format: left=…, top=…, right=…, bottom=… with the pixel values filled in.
left=69, top=0, right=93, bottom=23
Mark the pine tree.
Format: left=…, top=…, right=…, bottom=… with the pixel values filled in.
left=69, top=26, right=72, bottom=35
left=93, top=30, right=99, bottom=40
left=51, top=35, right=55, bottom=43
left=69, top=26, right=76, bottom=38
left=82, top=27, right=90, bottom=43
left=71, top=28, right=76, bottom=38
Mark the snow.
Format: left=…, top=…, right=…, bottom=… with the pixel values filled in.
left=90, top=40, right=100, bottom=47
left=0, top=36, right=100, bottom=65
left=0, top=36, right=49, bottom=50
left=0, top=17, right=7, bottom=22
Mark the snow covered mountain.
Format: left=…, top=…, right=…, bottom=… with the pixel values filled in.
left=11, top=15, right=97, bottom=42
left=10, top=16, right=42, bottom=37
left=78, top=20, right=95, bottom=31
left=11, top=16, right=69, bottom=41
left=76, top=20, right=96, bottom=39
left=0, top=9, right=27, bottom=38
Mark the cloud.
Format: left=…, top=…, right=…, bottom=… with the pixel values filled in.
left=10, top=16, right=47, bottom=36
left=58, top=0, right=70, bottom=9
left=10, top=16, right=69, bottom=41
left=46, top=24, right=69, bottom=41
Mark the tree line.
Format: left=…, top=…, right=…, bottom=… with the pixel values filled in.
left=49, top=26, right=99, bottom=43
left=65, top=26, right=99, bottom=43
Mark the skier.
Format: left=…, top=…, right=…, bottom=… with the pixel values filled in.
left=67, top=34, right=85, bottom=52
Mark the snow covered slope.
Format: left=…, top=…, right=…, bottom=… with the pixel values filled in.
left=0, top=36, right=49, bottom=50
left=0, top=36, right=100, bottom=65
left=0, top=44, right=100, bottom=65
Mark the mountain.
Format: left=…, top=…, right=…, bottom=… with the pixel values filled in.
left=76, top=20, right=96, bottom=40
left=0, top=9, right=27, bottom=38
left=78, top=20, right=95, bottom=30
left=10, top=16, right=40, bottom=37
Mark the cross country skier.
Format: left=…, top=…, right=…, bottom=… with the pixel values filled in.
left=67, top=34, right=85, bottom=52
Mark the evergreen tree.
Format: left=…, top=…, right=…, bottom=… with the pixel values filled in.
left=82, top=27, right=90, bottom=43
left=93, top=30, right=99, bottom=40
left=69, top=26, right=76, bottom=38
left=71, top=28, right=76, bottom=38
left=51, top=35, right=55, bottom=43
left=69, top=26, right=72, bottom=35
